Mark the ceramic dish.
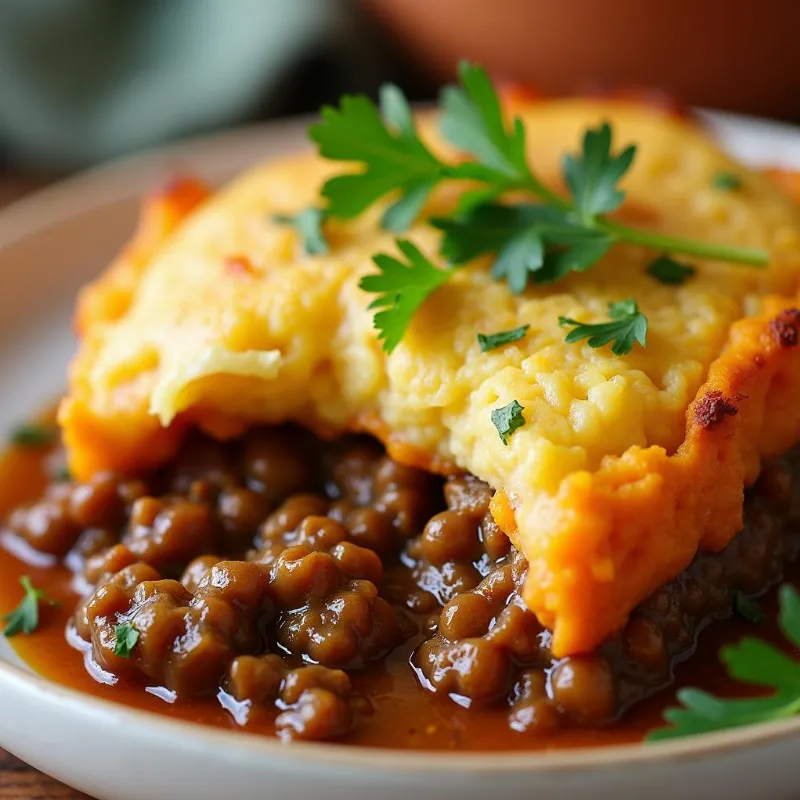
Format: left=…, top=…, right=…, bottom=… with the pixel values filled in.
left=0, top=112, right=799, bottom=800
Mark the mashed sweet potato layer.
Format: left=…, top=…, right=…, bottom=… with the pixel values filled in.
left=60, top=100, right=800, bottom=655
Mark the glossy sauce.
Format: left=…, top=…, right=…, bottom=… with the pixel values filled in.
left=0, top=436, right=795, bottom=751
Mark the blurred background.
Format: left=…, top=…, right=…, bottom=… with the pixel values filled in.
left=1, top=0, right=799, bottom=204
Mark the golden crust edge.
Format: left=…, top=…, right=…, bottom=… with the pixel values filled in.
left=499, top=300, right=800, bottom=655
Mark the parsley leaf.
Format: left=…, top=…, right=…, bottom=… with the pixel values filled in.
left=491, top=400, right=525, bottom=445
left=558, top=298, right=648, bottom=356
left=2, top=576, right=48, bottom=637
left=439, top=62, right=563, bottom=208
left=440, top=62, right=530, bottom=184
left=434, top=203, right=551, bottom=264
left=563, top=122, right=637, bottom=224
left=273, top=207, right=329, bottom=255
left=734, top=591, right=766, bottom=625
left=114, top=623, right=140, bottom=658
left=713, top=171, right=743, bottom=191
left=647, top=255, right=696, bottom=285
left=534, top=225, right=614, bottom=284
left=308, top=87, right=443, bottom=232
left=437, top=66, right=766, bottom=270
left=359, top=240, right=452, bottom=353
left=477, top=324, right=530, bottom=352
left=491, top=229, right=544, bottom=293
left=648, top=585, right=800, bottom=741
left=10, top=424, right=57, bottom=447
left=307, top=62, right=769, bottom=354
left=433, top=203, right=612, bottom=292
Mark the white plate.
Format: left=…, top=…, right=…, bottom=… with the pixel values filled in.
left=0, top=112, right=800, bottom=800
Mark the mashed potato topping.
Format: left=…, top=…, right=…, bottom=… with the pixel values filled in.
left=60, top=100, right=800, bottom=655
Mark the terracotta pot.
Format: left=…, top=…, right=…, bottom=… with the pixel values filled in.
left=364, top=0, right=800, bottom=120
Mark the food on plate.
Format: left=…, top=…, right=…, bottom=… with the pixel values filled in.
left=2, top=64, right=800, bottom=748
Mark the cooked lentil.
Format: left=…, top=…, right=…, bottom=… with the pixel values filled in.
left=2, top=425, right=799, bottom=744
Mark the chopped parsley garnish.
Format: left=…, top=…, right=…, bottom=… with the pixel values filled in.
left=491, top=400, right=525, bottom=445
left=559, top=299, right=648, bottom=356
left=272, top=207, right=329, bottom=255
left=713, top=171, right=743, bottom=192
left=649, top=584, right=800, bottom=741
left=10, top=424, right=57, bottom=447
left=113, top=623, right=140, bottom=658
left=2, top=577, right=49, bottom=637
left=433, top=204, right=551, bottom=292
left=358, top=239, right=452, bottom=353
left=51, top=465, right=72, bottom=482
left=308, top=61, right=769, bottom=352
left=477, top=324, right=530, bottom=352
left=647, top=255, right=696, bottom=286
left=734, top=591, right=766, bottom=624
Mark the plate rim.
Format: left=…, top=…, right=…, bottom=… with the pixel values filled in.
left=2, top=655, right=800, bottom=772
left=1, top=108, right=800, bottom=771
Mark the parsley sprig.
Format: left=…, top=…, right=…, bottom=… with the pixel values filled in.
left=306, top=61, right=769, bottom=352
left=309, top=86, right=444, bottom=232
left=9, top=424, right=58, bottom=447
left=734, top=591, right=766, bottom=625
left=648, top=584, right=800, bottom=741
left=477, top=324, right=530, bottom=352
left=438, top=65, right=564, bottom=210
left=2, top=576, right=53, bottom=637
left=435, top=64, right=767, bottom=276
left=559, top=299, right=648, bottom=356
left=113, top=622, right=140, bottom=658
left=491, top=400, right=526, bottom=445
left=432, top=203, right=614, bottom=292
left=359, top=240, right=452, bottom=354
left=713, top=171, right=743, bottom=192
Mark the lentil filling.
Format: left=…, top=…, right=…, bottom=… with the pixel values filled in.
left=1, top=424, right=798, bottom=746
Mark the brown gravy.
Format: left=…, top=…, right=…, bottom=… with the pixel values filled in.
left=0, top=433, right=796, bottom=751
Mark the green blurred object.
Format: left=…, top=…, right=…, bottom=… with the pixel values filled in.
left=0, top=0, right=357, bottom=168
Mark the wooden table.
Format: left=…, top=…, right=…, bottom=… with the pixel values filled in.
left=0, top=174, right=53, bottom=209
left=0, top=751, right=90, bottom=800
left=0, top=171, right=91, bottom=799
